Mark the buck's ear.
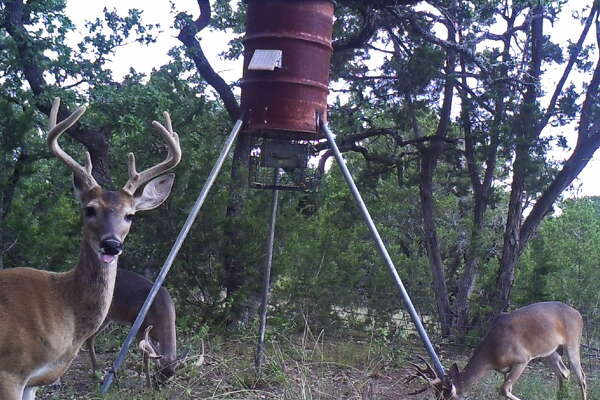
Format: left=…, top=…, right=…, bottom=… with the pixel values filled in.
left=133, top=173, right=175, bottom=212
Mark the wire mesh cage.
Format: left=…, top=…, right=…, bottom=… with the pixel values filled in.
left=249, top=136, right=323, bottom=192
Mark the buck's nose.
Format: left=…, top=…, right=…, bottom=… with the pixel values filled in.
left=100, top=238, right=123, bottom=256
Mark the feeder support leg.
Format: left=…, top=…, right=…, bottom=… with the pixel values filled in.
left=255, top=175, right=280, bottom=373
left=100, top=118, right=245, bottom=394
left=320, top=121, right=446, bottom=379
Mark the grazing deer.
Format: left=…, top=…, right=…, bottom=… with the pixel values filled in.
left=407, top=302, right=586, bottom=400
left=0, top=98, right=181, bottom=400
left=86, top=268, right=178, bottom=386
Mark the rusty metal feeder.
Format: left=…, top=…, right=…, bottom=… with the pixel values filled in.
left=241, top=0, right=335, bottom=192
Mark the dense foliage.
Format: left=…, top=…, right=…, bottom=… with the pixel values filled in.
left=1, top=0, right=600, bottom=347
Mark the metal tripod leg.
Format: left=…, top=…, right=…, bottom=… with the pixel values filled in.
left=320, top=121, right=446, bottom=379
left=254, top=171, right=280, bottom=373
left=100, top=119, right=244, bottom=394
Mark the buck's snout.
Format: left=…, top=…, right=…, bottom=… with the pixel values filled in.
left=100, top=238, right=123, bottom=256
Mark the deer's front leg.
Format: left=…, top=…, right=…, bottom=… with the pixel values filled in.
left=86, top=336, right=99, bottom=376
left=0, top=375, right=24, bottom=400
left=23, top=386, right=38, bottom=400
left=500, top=362, right=527, bottom=400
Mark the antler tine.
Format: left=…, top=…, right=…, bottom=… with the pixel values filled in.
left=417, top=355, right=439, bottom=378
left=163, top=111, right=173, bottom=133
left=139, top=325, right=162, bottom=390
left=138, top=325, right=162, bottom=359
left=49, top=97, right=59, bottom=129
left=47, top=97, right=98, bottom=191
left=405, top=356, right=443, bottom=397
left=406, top=362, right=431, bottom=380
left=407, top=385, right=431, bottom=396
left=122, top=112, right=182, bottom=196
left=405, top=368, right=438, bottom=397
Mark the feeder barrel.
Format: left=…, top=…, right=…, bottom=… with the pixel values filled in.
left=240, top=0, right=335, bottom=140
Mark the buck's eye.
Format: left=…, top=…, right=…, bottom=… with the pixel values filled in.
left=84, top=207, right=96, bottom=218
left=125, top=214, right=135, bottom=222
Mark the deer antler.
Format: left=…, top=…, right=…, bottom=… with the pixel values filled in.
left=122, top=112, right=182, bottom=196
left=405, top=355, right=444, bottom=397
left=138, top=325, right=162, bottom=360
left=138, top=325, right=162, bottom=389
left=47, top=98, right=99, bottom=191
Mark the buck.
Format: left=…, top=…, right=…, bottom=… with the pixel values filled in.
left=0, top=98, right=181, bottom=400
left=86, top=268, right=178, bottom=386
left=408, top=302, right=586, bottom=400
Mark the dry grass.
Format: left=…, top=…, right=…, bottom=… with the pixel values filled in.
left=37, top=324, right=600, bottom=400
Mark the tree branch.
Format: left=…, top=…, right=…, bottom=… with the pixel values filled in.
left=388, top=8, right=491, bottom=76
left=541, top=2, right=598, bottom=129
left=520, top=42, right=600, bottom=248
left=314, top=128, right=459, bottom=153
left=3, top=0, right=112, bottom=186
left=333, top=7, right=378, bottom=53
left=176, top=0, right=240, bottom=121
left=316, top=127, right=458, bottom=173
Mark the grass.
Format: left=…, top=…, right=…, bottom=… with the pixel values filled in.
left=37, top=323, right=600, bottom=399
left=471, top=368, right=594, bottom=400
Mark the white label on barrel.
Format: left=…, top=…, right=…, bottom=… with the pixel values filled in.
left=248, top=50, right=282, bottom=71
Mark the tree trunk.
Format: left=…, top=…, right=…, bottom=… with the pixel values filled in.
left=415, top=17, right=456, bottom=336
left=176, top=0, right=258, bottom=327
left=494, top=172, right=525, bottom=312
left=453, top=35, right=508, bottom=333
left=222, top=135, right=254, bottom=327
left=419, top=149, right=452, bottom=336
left=495, top=56, right=600, bottom=311
left=454, top=111, right=488, bottom=334
left=492, top=3, right=544, bottom=313
left=0, top=209, right=4, bottom=270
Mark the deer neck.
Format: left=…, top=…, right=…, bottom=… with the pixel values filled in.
left=64, top=240, right=118, bottom=341
left=457, top=349, right=492, bottom=394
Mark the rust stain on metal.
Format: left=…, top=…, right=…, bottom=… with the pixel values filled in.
left=240, top=0, right=335, bottom=140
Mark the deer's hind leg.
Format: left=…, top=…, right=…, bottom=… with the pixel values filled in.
left=565, top=341, right=587, bottom=400
left=544, top=351, right=570, bottom=391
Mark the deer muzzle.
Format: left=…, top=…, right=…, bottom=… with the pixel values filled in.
left=100, top=238, right=123, bottom=263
